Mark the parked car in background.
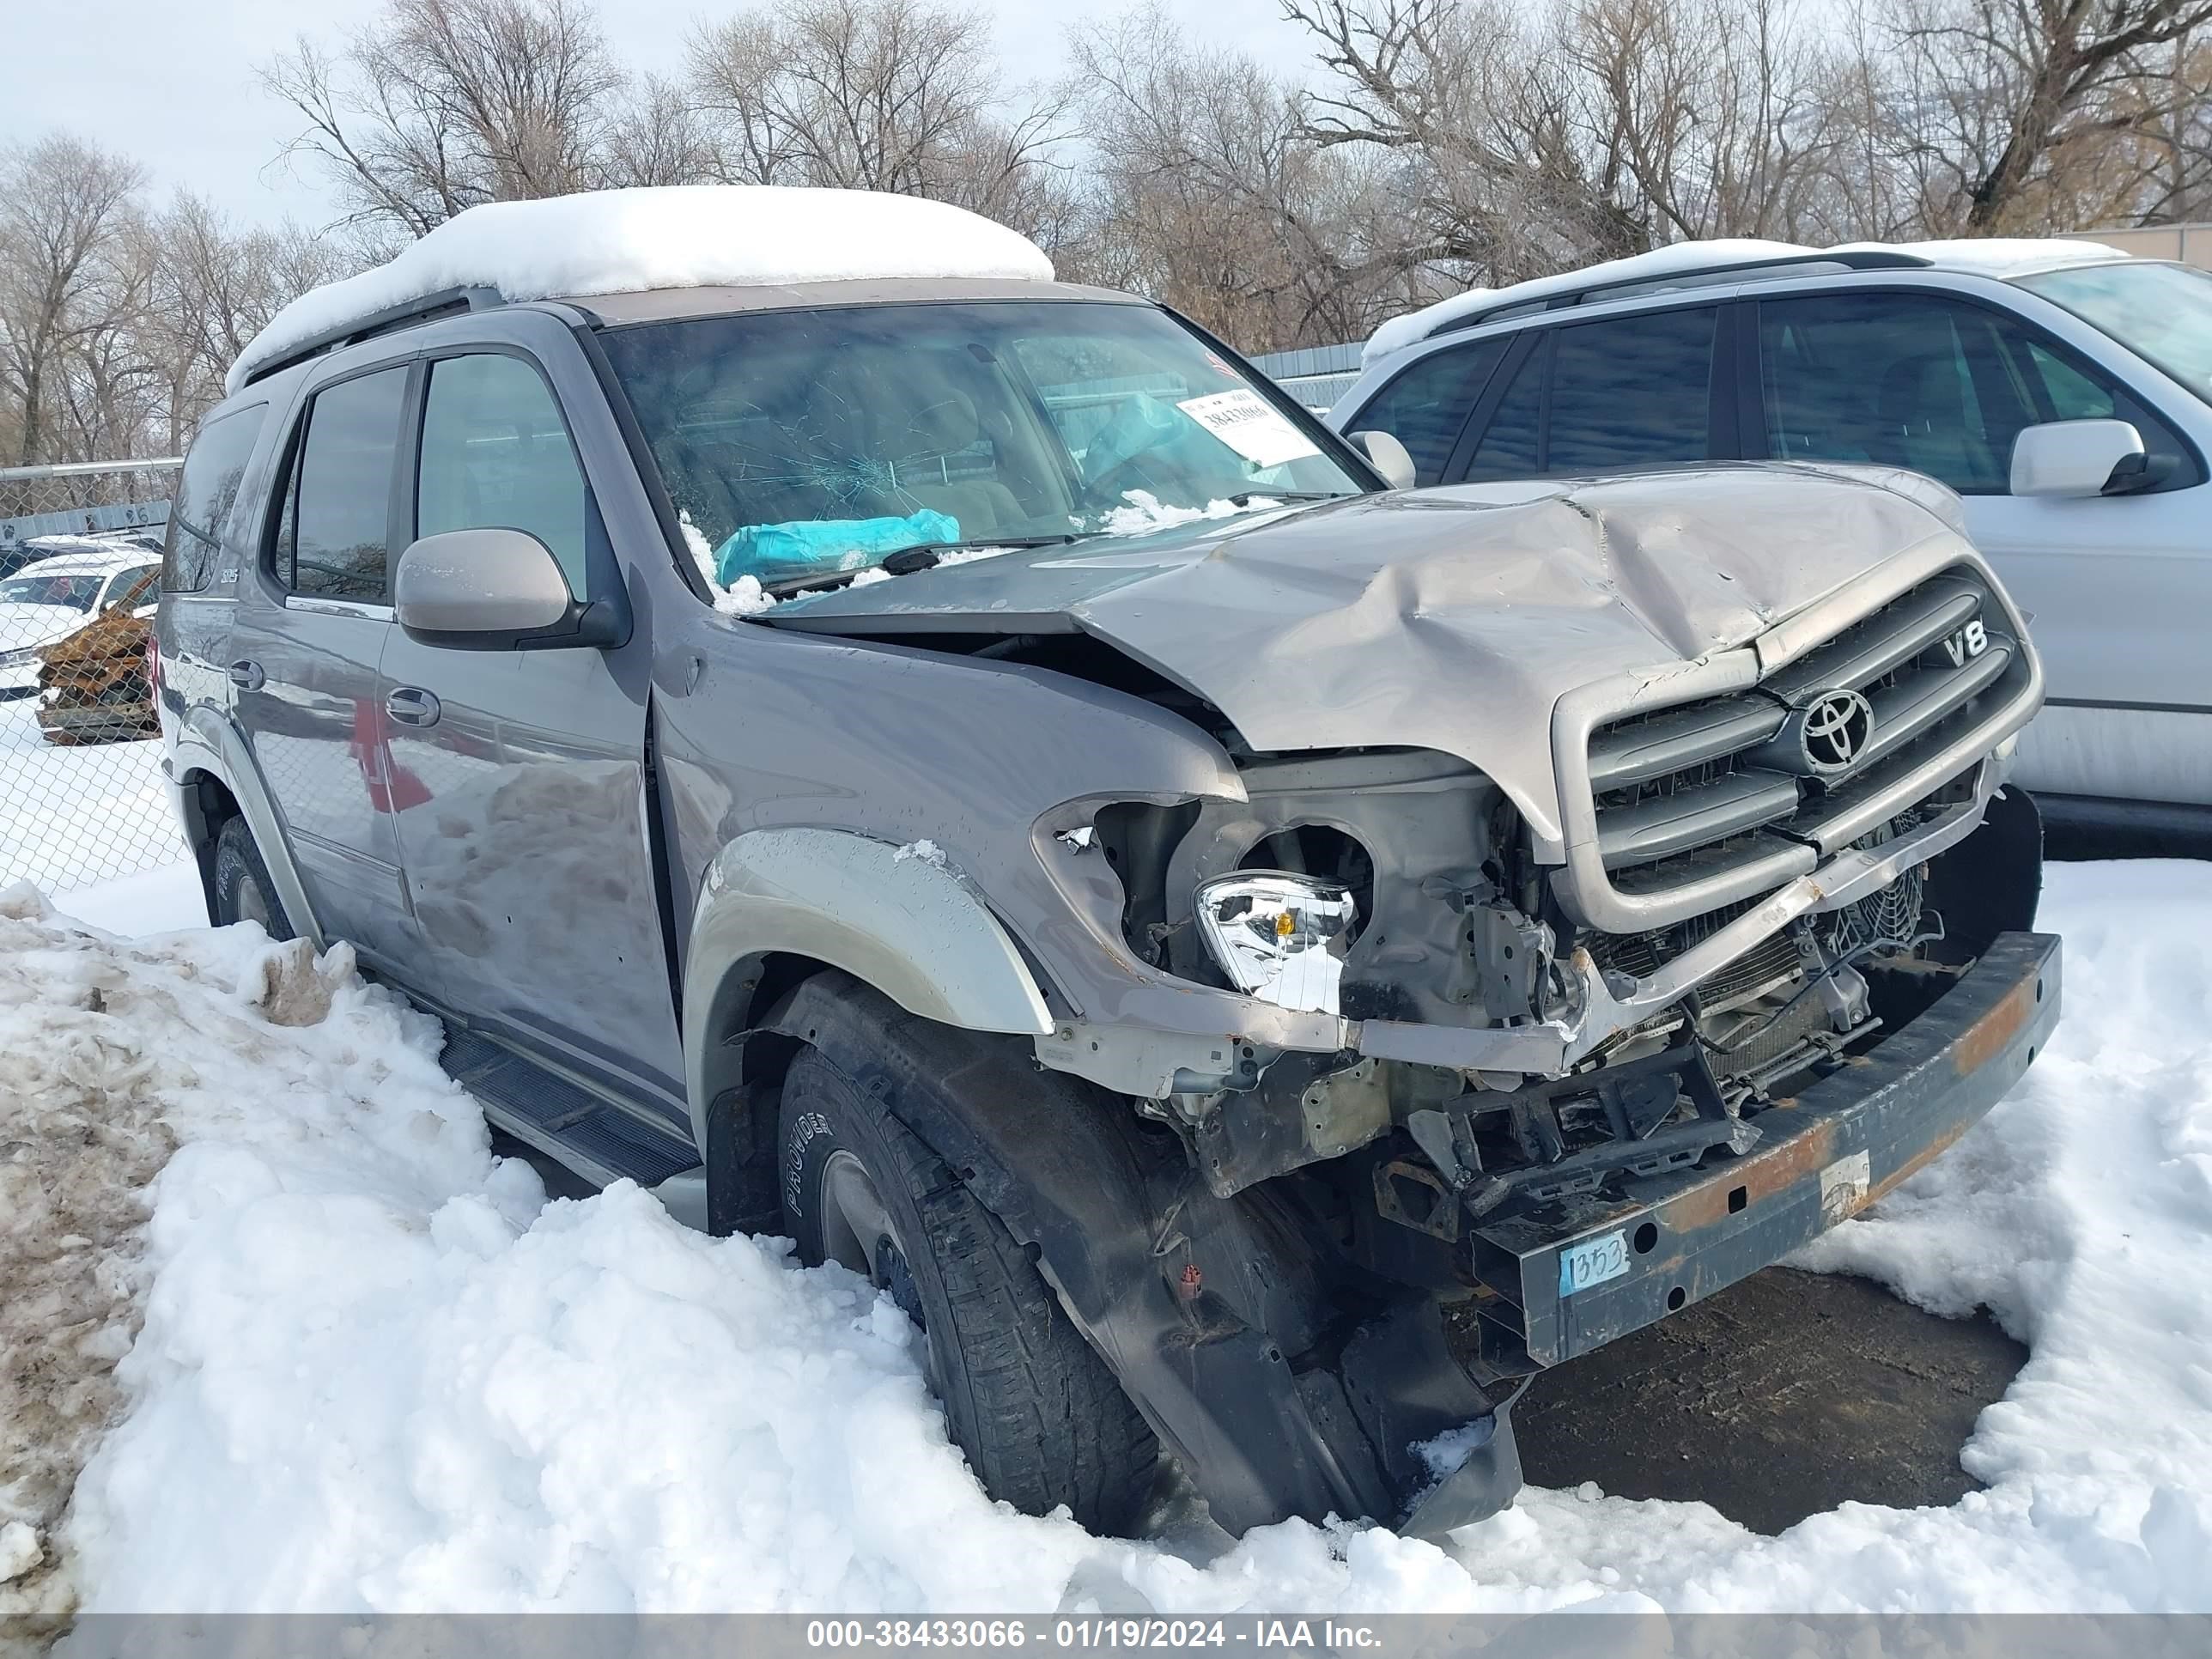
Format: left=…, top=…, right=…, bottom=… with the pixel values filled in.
left=0, top=545, right=161, bottom=700
left=159, top=187, right=2056, bottom=1545
left=1, top=531, right=158, bottom=582
left=1331, top=240, right=2212, bottom=849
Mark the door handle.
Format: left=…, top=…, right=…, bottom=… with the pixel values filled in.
left=227, top=659, right=264, bottom=691
left=384, top=686, right=441, bottom=728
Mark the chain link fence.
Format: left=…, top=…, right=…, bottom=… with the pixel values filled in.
left=2, top=459, right=189, bottom=896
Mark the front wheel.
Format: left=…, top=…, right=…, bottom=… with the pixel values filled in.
left=779, top=1042, right=1158, bottom=1534
left=210, top=815, right=295, bottom=939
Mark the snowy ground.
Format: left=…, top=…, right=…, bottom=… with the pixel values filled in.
left=0, top=696, right=186, bottom=898
left=2, top=859, right=2210, bottom=1615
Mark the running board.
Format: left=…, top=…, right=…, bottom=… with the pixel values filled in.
left=439, top=1024, right=701, bottom=1191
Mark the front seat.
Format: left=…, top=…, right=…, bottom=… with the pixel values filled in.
left=880, top=389, right=1025, bottom=538
left=1876, top=353, right=1993, bottom=489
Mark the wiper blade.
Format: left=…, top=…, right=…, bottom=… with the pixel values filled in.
left=1226, top=490, right=1350, bottom=506
left=762, top=536, right=1079, bottom=599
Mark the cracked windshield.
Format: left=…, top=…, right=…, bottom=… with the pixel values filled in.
left=599, top=300, right=1365, bottom=598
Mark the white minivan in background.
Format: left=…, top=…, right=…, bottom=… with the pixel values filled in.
left=1329, top=242, right=2212, bottom=851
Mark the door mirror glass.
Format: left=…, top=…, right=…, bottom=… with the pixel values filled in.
left=394, top=528, right=579, bottom=648
left=2008, top=419, right=2148, bottom=498
left=1352, top=428, right=1418, bottom=489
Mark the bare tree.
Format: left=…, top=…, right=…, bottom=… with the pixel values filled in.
left=1874, top=0, right=2212, bottom=231
left=0, top=136, right=149, bottom=465
left=1560, top=0, right=1839, bottom=242
left=263, top=0, right=627, bottom=238
left=684, top=0, right=1073, bottom=241
left=11, top=0, right=2212, bottom=462
left=142, top=198, right=357, bottom=434
left=1066, top=6, right=1432, bottom=348
left=604, top=76, right=722, bottom=188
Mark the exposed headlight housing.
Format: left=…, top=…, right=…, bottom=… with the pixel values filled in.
left=1194, top=872, right=1357, bottom=1014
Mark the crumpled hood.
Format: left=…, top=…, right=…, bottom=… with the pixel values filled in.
left=767, top=465, right=1969, bottom=844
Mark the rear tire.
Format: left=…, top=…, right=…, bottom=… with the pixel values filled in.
left=210, top=815, right=295, bottom=939
left=779, top=1042, right=1159, bottom=1534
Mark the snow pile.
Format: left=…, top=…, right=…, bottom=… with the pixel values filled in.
left=229, top=186, right=1056, bottom=392
left=0, top=889, right=174, bottom=1616
left=1363, top=234, right=2133, bottom=368
left=13, top=860, right=2212, bottom=1613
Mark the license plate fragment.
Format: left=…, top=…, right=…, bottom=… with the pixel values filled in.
left=1558, top=1228, right=1629, bottom=1297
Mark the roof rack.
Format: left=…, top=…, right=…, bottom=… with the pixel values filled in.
left=1425, top=248, right=1935, bottom=342
left=240, top=285, right=507, bottom=387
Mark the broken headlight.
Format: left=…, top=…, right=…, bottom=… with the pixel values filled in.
left=1194, top=872, right=1357, bottom=1014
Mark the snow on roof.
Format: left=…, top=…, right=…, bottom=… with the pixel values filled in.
left=21, top=532, right=156, bottom=556
left=11, top=545, right=155, bottom=575
left=1857, top=236, right=2131, bottom=277
left=1359, top=234, right=2135, bottom=369
left=1359, top=238, right=1802, bottom=368
left=228, top=185, right=1057, bottom=394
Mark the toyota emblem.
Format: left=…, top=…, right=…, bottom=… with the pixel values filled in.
left=1801, top=689, right=1875, bottom=772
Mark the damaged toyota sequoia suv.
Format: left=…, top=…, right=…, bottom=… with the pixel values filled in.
left=157, top=190, right=2057, bottom=1541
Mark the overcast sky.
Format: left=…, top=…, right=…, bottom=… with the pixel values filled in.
left=4, top=0, right=1321, bottom=228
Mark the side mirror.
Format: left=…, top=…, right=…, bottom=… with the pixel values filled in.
left=1351, top=428, right=1418, bottom=490
left=2008, top=419, right=2148, bottom=499
left=393, top=528, right=623, bottom=651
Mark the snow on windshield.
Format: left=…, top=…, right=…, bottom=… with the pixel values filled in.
left=228, top=186, right=1057, bottom=392
left=1097, top=490, right=1279, bottom=536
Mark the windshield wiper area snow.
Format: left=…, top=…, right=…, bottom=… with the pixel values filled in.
left=763, top=536, right=1081, bottom=599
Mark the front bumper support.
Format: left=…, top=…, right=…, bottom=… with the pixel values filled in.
left=1467, top=930, right=2060, bottom=1368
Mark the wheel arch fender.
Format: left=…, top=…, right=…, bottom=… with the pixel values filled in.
left=681, top=826, right=1053, bottom=1154
left=171, top=710, right=321, bottom=944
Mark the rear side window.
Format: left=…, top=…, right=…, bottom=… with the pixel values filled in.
left=1459, top=307, right=1719, bottom=482
left=271, top=367, right=410, bottom=601
left=416, top=353, right=588, bottom=592
left=1546, top=307, right=1718, bottom=473
left=163, top=403, right=268, bottom=592
left=1348, top=338, right=1510, bottom=487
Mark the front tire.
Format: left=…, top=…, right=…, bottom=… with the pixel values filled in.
left=779, top=1042, right=1158, bottom=1534
left=210, top=815, right=295, bottom=939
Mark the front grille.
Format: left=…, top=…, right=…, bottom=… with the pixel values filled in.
left=1579, top=568, right=2027, bottom=910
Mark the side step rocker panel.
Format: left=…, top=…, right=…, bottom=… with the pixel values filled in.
left=441, top=1024, right=702, bottom=1191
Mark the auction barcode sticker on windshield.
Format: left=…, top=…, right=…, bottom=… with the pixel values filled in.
left=1176, top=389, right=1321, bottom=470
left=1558, top=1229, right=1630, bottom=1297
